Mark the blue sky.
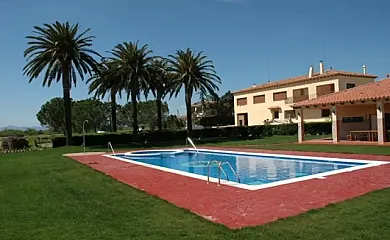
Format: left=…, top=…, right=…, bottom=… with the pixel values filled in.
left=0, top=0, right=389, bottom=127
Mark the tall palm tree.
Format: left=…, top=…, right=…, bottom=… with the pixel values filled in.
left=23, top=21, right=101, bottom=146
left=167, top=48, right=221, bottom=137
left=148, top=58, right=173, bottom=130
left=87, top=60, right=122, bottom=132
left=109, top=41, right=154, bottom=135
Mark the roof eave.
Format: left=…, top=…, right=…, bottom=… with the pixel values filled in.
left=233, top=73, right=378, bottom=95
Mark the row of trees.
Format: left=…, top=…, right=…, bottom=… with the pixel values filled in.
left=23, top=21, right=221, bottom=145
left=37, top=98, right=184, bottom=134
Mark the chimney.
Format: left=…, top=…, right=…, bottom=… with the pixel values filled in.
left=363, top=65, right=366, bottom=75
left=308, top=66, right=314, bottom=78
left=319, top=61, right=324, bottom=74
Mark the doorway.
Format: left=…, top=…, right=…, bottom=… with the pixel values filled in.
left=237, top=113, right=248, bottom=126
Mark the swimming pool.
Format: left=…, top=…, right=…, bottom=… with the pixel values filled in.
left=107, top=149, right=387, bottom=190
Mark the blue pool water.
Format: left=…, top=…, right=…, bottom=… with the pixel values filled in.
left=115, top=150, right=366, bottom=186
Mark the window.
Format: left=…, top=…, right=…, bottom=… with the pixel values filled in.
left=321, top=109, right=331, bottom=118
left=292, top=88, right=309, bottom=102
left=316, top=84, right=335, bottom=96
left=253, top=95, right=265, bottom=104
left=273, top=111, right=280, bottom=119
left=236, top=97, right=247, bottom=106
left=346, top=83, right=356, bottom=89
left=273, top=91, right=287, bottom=101
left=285, top=110, right=296, bottom=119
left=342, top=117, right=364, bottom=123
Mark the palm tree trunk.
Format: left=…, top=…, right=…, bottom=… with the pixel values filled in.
left=156, top=93, right=162, bottom=131
left=185, top=89, right=192, bottom=137
left=62, top=65, right=73, bottom=146
left=110, top=90, right=117, bottom=132
left=131, top=88, right=138, bottom=136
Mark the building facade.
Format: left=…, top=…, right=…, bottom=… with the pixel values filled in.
left=233, top=62, right=377, bottom=126
left=293, top=78, right=390, bottom=144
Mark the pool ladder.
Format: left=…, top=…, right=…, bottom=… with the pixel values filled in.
left=206, top=160, right=240, bottom=186
left=186, top=137, right=199, bottom=157
left=107, top=142, right=116, bottom=155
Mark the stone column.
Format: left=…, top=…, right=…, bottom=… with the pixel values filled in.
left=331, top=106, right=339, bottom=143
left=377, top=100, right=385, bottom=144
left=297, top=108, right=304, bottom=143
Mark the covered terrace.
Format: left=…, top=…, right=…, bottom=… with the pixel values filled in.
left=293, top=78, right=390, bottom=145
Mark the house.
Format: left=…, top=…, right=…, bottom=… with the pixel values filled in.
left=191, top=100, right=215, bottom=118
left=232, top=61, right=377, bottom=126
left=293, top=78, right=390, bottom=144
left=191, top=101, right=206, bottom=118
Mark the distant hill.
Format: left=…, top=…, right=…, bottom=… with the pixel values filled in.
left=0, top=125, right=47, bottom=131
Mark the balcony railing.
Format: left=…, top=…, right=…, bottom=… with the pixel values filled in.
left=284, top=95, right=309, bottom=104
left=316, top=90, right=335, bottom=97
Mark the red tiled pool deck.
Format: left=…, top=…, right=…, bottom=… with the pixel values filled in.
left=66, top=147, right=390, bottom=229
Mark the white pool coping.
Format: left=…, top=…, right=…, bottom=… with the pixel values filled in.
left=103, top=148, right=389, bottom=191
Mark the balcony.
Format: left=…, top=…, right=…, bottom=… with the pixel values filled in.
left=284, top=95, right=309, bottom=104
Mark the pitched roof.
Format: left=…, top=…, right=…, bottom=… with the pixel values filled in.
left=233, top=71, right=377, bottom=95
left=293, top=78, right=390, bottom=108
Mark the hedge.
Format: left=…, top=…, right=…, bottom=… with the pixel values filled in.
left=199, top=116, right=234, bottom=127
left=52, top=122, right=331, bottom=148
left=2, top=136, right=30, bottom=150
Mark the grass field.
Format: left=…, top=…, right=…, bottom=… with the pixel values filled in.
left=1, top=137, right=390, bottom=239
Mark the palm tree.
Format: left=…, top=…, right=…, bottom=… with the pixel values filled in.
left=167, top=48, right=221, bottom=137
left=148, top=58, right=173, bottom=130
left=23, top=21, right=101, bottom=146
left=109, top=41, right=154, bottom=135
left=87, top=60, right=122, bottom=132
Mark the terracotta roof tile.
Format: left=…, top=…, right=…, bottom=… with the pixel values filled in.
left=293, top=78, right=390, bottom=107
left=233, top=71, right=377, bottom=95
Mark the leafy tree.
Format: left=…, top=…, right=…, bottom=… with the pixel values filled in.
left=36, top=97, right=67, bottom=134
left=87, top=60, right=122, bottom=132
left=108, top=41, right=154, bottom=135
left=167, top=48, right=221, bottom=136
left=165, top=115, right=185, bottom=130
left=37, top=98, right=110, bottom=134
left=72, top=99, right=108, bottom=133
left=118, top=100, right=169, bottom=131
left=148, top=58, right=173, bottom=130
left=23, top=21, right=101, bottom=145
left=202, top=91, right=234, bottom=117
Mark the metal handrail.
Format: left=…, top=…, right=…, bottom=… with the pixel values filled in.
left=206, top=160, right=228, bottom=185
left=107, top=142, right=116, bottom=155
left=186, top=137, right=198, bottom=152
left=220, top=161, right=241, bottom=183
left=186, top=137, right=199, bottom=157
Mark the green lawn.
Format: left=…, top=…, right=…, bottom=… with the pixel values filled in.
left=242, top=141, right=390, bottom=155
left=1, top=139, right=390, bottom=239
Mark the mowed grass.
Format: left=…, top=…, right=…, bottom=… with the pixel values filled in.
left=1, top=141, right=390, bottom=240
left=247, top=142, right=390, bottom=155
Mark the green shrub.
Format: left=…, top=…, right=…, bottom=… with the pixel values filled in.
left=52, top=122, right=332, bottom=148
left=2, top=136, right=30, bottom=150
left=199, top=116, right=234, bottom=127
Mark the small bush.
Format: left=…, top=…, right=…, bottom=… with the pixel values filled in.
left=2, top=136, right=30, bottom=150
